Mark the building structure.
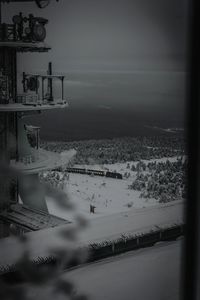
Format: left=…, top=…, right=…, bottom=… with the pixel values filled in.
left=0, top=0, right=73, bottom=238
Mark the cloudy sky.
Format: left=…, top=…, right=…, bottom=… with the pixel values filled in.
left=3, top=0, right=188, bottom=72
left=2, top=0, right=189, bottom=136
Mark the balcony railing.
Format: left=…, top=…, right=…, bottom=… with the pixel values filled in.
left=16, top=93, right=68, bottom=106
left=0, top=24, right=17, bottom=42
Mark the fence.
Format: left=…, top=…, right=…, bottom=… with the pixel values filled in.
left=0, top=222, right=185, bottom=282
left=88, top=223, right=184, bottom=262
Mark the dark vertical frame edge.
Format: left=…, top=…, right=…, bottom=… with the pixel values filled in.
left=183, top=0, right=200, bottom=299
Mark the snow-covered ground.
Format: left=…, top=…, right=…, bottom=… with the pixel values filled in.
left=0, top=200, right=184, bottom=268
left=68, top=240, right=183, bottom=300
left=28, top=240, right=183, bottom=300
left=0, top=157, right=184, bottom=299
left=47, top=173, right=157, bottom=220
left=0, top=157, right=184, bottom=270
left=47, top=156, right=185, bottom=221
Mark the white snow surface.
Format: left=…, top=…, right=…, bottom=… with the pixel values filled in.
left=28, top=240, right=183, bottom=300
left=0, top=201, right=184, bottom=268
left=47, top=173, right=157, bottom=221
left=0, top=158, right=184, bottom=269
left=47, top=157, right=185, bottom=221
left=67, top=240, right=183, bottom=300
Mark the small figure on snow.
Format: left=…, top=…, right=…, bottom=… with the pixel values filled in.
left=90, top=204, right=96, bottom=213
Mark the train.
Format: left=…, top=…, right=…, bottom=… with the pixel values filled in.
left=65, top=167, right=123, bottom=179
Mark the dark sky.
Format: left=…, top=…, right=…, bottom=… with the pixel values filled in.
left=3, top=0, right=189, bottom=122
left=4, top=0, right=188, bottom=71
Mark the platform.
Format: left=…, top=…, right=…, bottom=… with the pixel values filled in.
left=0, top=203, right=70, bottom=232
left=0, top=41, right=51, bottom=52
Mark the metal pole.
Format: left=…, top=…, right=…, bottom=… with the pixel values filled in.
left=23, top=72, right=26, bottom=93
left=15, top=113, right=19, bottom=161
left=61, top=76, right=64, bottom=100
left=48, top=62, right=53, bottom=101
left=0, top=3, right=2, bottom=25
left=35, top=75, right=39, bottom=104
left=37, top=128, right=40, bottom=149
left=42, top=77, right=44, bottom=102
